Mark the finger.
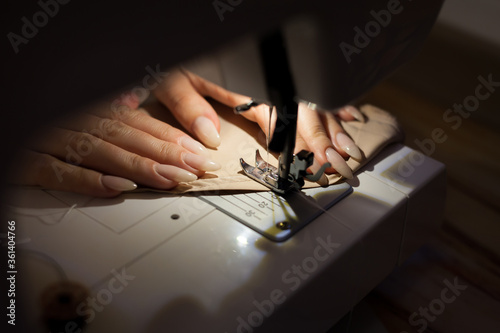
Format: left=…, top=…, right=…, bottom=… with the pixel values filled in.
left=321, top=112, right=363, bottom=160
left=237, top=104, right=277, bottom=142
left=29, top=128, right=204, bottom=189
left=84, top=101, right=212, bottom=158
left=335, top=105, right=365, bottom=123
left=294, top=133, right=329, bottom=186
left=57, top=113, right=218, bottom=176
left=182, top=69, right=278, bottom=139
left=294, top=133, right=318, bottom=172
left=115, top=90, right=142, bottom=110
left=183, top=68, right=250, bottom=108
left=297, top=103, right=353, bottom=179
left=154, top=69, right=221, bottom=148
left=11, top=150, right=134, bottom=197
left=185, top=69, right=275, bottom=130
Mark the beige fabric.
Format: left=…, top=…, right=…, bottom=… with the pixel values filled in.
left=138, top=103, right=403, bottom=193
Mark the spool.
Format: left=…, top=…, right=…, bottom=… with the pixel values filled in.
left=40, top=280, right=90, bottom=332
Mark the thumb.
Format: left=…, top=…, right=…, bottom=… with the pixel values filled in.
left=183, top=70, right=274, bottom=134
left=154, top=69, right=221, bottom=148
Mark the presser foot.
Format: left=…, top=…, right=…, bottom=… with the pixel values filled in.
left=240, top=150, right=330, bottom=194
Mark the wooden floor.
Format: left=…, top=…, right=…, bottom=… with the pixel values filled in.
left=351, top=24, right=500, bottom=332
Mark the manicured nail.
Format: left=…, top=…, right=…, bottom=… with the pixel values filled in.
left=154, top=164, right=198, bottom=183
left=336, top=132, right=362, bottom=160
left=179, top=136, right=211, bottom=157
left=343, top=105, right=365, bottom=122
left=183, top=153, right=221, bottom=172
left=325, top=148, right=353, bottom=179
left=101, top=175, right=137, bottom=191
left=192, top=116, right=221, bottom=148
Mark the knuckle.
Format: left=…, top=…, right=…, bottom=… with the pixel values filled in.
left=307, top=124, right=328, bottom=140
left=127, top=153, right=146, bottom=172
left=170, top=93, right=191, bottom=113
left=65, top=131, right=87, bottom=148
left=63, top=131, right=99, bottom=161
left=109, top=99, right=143, bottom=122
left=299, top=122, right=332, bottom=152
left=99, top=118, right=128, bottom=138
left=307, top=124, right=329, bottom=146
left=125, top=109, right=144, bottom=123
left=157, top=142, right=177, bottom=158
left=110, top=103, right=131, bottom=120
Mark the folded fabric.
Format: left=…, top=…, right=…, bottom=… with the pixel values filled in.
left=136, top=102, right=403, bottom=194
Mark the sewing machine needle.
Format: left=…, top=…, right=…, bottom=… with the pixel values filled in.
left=266, top=105, right=272, bottom=171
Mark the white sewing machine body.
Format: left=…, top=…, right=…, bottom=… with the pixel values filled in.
left=12, top=143, right=445, bottom=333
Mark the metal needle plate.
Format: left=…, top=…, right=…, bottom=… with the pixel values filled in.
left=199, top=183, right=352, bottom=242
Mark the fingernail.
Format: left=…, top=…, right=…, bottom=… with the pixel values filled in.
left=343, top=105, right=365, bottom=122
left=183, top=153, right=221, bottom=172
left=336, top=132, right=362, bottom=160
left=179, top=136, right=211, bottom=157
left=325, top=148, right=353, bottom=179
left=101, top=175, right=137, bottom=191
left=154, top=164, right=198, bottom=183
left=192, top=116, right=221, bottom=148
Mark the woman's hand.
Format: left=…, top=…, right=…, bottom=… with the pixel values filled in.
left=12, top=83, right=221, bottom=197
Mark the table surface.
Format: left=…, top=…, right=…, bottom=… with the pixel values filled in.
left=356, top=23, right=500, bottom=333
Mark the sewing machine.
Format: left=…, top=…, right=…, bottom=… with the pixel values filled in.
left=6, top=0, right=446, bottom=332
